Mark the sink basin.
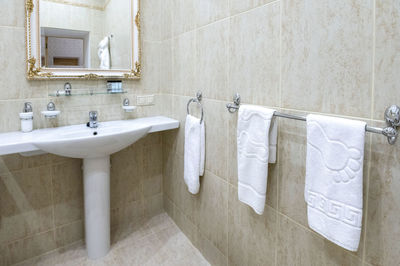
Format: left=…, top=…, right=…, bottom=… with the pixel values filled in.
left=0, top=116, right=180, bottom=260
left=33, top=120, right=151, bottom=159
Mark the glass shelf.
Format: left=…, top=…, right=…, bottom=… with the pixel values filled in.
left=49, top=90, right=128, bottom=97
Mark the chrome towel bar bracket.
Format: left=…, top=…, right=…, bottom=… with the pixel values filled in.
left=226, top=93, right=399, bottom=145
left=187, top=91, right=204, bottom=124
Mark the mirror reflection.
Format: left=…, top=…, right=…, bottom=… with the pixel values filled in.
left=39, top=0, right=132, bottom=70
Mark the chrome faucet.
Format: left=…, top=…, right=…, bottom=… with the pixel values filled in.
left=87, top=111, right=98, bottom=128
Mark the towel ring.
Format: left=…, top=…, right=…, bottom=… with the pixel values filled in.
left=187, top=91, right=204, bottom=124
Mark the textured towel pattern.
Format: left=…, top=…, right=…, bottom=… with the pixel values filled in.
left=305, top=114, right=366, bottom=251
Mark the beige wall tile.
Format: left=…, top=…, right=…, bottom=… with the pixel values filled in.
left=52, top=160, right=83, bottom=226
left=172, top=0, right=196, bottom=36
left=228, top=185, right=276, bottom=266
left=172, top=32, right=197, bottom=97
left=365, top=124, right=400, bottom=266
left=6, top=230, right=56, bottom=265
left=55, top=220, right=84, bottom=248
left=229, top=1, right=280, bottom=107
left=0, top=0, right=25, bottom=27
left=203, top=99, right=229, bottom=180
left=197, top=170, right=228, bottom=256
left=277, top=214, right=362, bottom=266
left=281, top=0, right=373, bottom=118
left=374, top=0, right=400, bottom=119
left=196, top=20, right=229, bottom=101
left=229, top=0, right=277, bottom=15
left=0, top=166, right=53, bottom=244
left=195, top=0, right=230, bottom=27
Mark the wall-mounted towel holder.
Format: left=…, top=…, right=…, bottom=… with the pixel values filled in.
left=226, top=93, right=399, bottom=145
left=187, top=91, right=204, bottom=123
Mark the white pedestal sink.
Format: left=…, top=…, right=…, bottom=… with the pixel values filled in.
left=28, top=117, right=179, bottom=259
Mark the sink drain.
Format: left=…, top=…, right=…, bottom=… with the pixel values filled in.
left=93, top=132, right=98, bottom=136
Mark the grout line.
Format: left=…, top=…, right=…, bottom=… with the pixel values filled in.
left=278, top=211, right=362, bottom=260
left=363, top=0, right=377, bottom=257
left=161, top=0, right=281, bottom=43
left=370, top=0, right=376, bottom=122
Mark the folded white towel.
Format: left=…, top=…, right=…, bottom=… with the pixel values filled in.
left=199, top=120, right=205, bottom=176
left=237, top=105, right=277, bottom=215
left=305, top=114, right=366, bottom=251
left=184, top=115, right=204, bottom=194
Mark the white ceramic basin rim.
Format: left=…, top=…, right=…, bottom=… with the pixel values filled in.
left=32, top=120, right=151, bottom=158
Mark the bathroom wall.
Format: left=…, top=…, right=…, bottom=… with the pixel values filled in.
left=160, top=0, right=400, bottom=265
left=0, top=0, right=167, bottom=264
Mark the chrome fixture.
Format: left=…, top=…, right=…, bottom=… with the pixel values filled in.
left=64, top=82, right=72, bottom=96
left=384, top=105, right=400, bottom=144
left=87, top=111, right=98, bottom=128
left=47, top=102, right=55, bottom=111
left=23, top=102, right=33, bottom=113
left=186, top=91, right=204, bottom=124
left=226, top=93, right=240, bottom=113
left=123, top=98, right=130, bottom=106
left=226, top=93, right=399, bottom=145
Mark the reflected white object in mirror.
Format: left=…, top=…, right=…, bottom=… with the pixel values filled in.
left=25, top=0, right=141, bottom=79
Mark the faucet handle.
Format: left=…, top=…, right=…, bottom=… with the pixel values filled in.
left=23, top=102, right=33, bottom=113
left=89, top=111, right=98, bottom=121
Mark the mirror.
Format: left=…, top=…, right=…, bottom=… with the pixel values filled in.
left=25, top=0, right=141, bottom=79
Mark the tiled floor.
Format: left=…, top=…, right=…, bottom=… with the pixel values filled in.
left=15, top=213, right=210, bottom=266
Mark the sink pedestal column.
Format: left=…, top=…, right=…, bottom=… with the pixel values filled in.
left=83, top=156, right=110, bottom=259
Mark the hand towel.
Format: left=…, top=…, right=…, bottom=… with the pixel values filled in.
left=237, top=105, right=277, bottom=215
left=184, top=115, right=203, bottom=194
left=199, top=120, right=205, bottom=176
left=305, top=114, right=366, bottom=251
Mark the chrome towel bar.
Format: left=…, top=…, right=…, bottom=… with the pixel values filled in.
left=226, top=93, right=399, bottom=145
left=187, top=91, right=204, bottom=124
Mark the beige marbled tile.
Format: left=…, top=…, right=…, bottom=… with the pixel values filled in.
left=196, top=20, right=230, bottom=101
left=159, top=39, right=173, bottom=94
left=203, top=99, right=229, bottom=180
left=229, top=0, right=277, bottom=15
left=196, top=228, right=227, bottom=266
left=281, top=0, right=373, bottom=118
left=365, top=121, right=400, bottom=266
left=195, top=0, right=229, bottom=27
left=172, top=0, right=197, bottom=36
left=227, top=185, right=276, bottom=266
left=110, top=199, right=144, bottom=229
left=143, top=175, right=162, bottom=198
left=141, top=0, right=162, bottom=41
left=172, top=31, right=197, bottom=97
left=52, top=160, right=83, bottom=226
left=161, top=0, right=173, bottom=40
left=373, top=0, right=400, bottom=120
left=0, top=166, right=53, bottom=244
left=138, top=41, right=161, bottom=94
left=7, top=230, right=56, bottom=265
left=144, top=193, right=164, bottom=218
left=229, top=1, right=280, bottom=108
left=197, top=170, right=228, bottom=256
left=0, top=0, right=25, bottom=27
left=110, top=145, right=143, bottom=210
left=0, top=27, right=48, bottom=101
left=55, top=220, right=84, bottom=248
left=143, top=143, right=163, bottom=180
left=277, top=214, right=363, bottom=266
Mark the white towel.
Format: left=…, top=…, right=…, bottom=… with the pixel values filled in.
left=184, top=115, right=204, bottom=194
left=305, top=114, right=366, bottom=251
left=237, top=105, right=277, bottom=215
left=199, top=121, right=205, bottom=176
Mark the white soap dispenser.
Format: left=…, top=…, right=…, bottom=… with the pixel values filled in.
left=19, top=102, right=33, bottom=133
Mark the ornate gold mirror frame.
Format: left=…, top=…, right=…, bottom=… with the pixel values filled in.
left=25, top=0, right=141, bottom=80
